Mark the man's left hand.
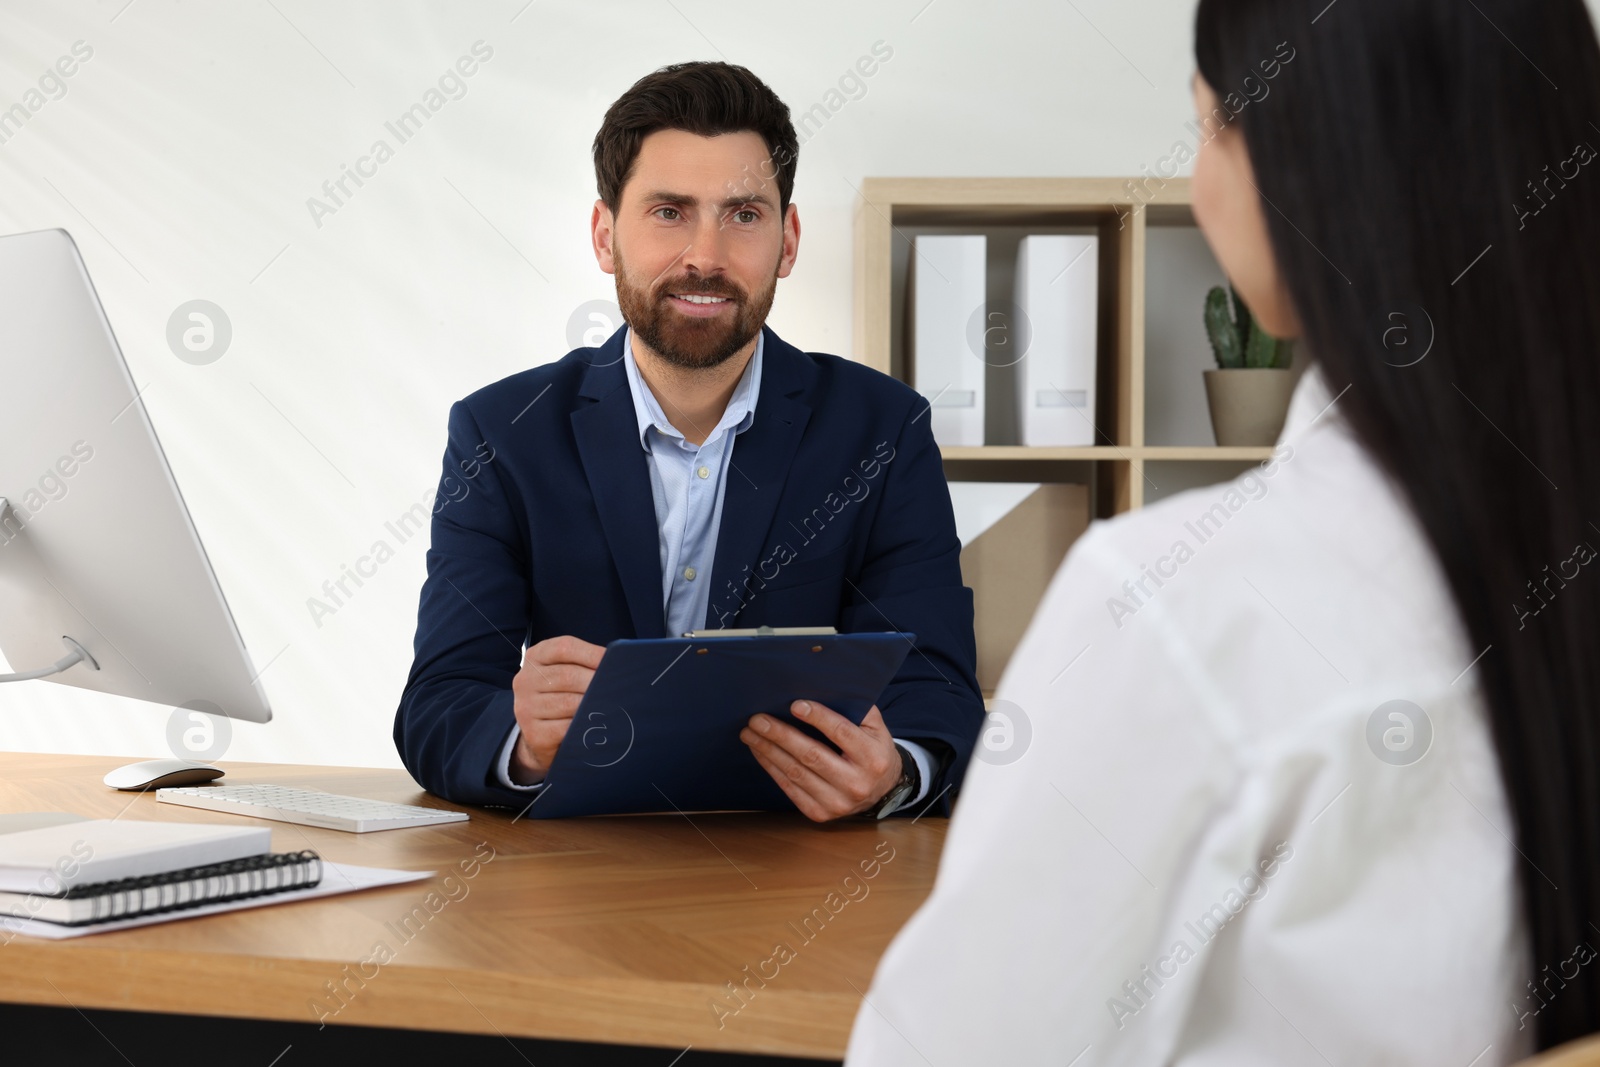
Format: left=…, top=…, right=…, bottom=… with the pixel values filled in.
left=740, top=701, right=902, bottom=822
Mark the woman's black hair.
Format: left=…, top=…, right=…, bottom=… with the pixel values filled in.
left=1195, top=0, right=1600, bottom=1049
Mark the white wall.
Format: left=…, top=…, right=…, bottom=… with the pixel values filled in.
left=0, top=0, right=1355, bottom=766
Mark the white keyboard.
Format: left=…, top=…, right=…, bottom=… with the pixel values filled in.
left=156, top=783, right=471, bottom=833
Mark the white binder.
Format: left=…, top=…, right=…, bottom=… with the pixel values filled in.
left=1015, top=235, right=1099, bottom=446
left=909, top=235, right=986, bottom=447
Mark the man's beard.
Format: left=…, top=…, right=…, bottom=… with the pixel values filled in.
left=614, top=246, right=777, bottom=371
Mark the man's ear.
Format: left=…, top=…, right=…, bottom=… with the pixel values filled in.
left=591, top=199, right=617, bottom=275
left=777, top=202, right=801, bottom=280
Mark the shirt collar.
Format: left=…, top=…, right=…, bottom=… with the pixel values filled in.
left=1277, top=361, right=1343, bottom=447
left=622, top=327, right=763, bottom=452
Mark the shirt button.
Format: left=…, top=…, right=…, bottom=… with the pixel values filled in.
left=697, top=466, right=710, bottom=479
left=683, top=566, right=697, bottom=581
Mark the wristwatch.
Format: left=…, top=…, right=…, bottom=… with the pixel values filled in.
left=871, top=743, right=921, bottom=819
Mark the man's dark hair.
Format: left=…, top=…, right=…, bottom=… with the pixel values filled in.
left=592, top=61, right=800, bottom=216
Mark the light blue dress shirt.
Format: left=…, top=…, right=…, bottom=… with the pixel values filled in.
left=625, top=328, right=762, bottom=638
left=498, top=330, right=932, bottom=809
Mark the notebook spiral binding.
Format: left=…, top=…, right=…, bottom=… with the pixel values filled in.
left=61, top=850, right=323, bottom=926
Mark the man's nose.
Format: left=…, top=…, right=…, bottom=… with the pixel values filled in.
left=677, top=214, right=732, bottom=277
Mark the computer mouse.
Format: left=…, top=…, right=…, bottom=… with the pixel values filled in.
left=102, top=758, right=225, bottom=791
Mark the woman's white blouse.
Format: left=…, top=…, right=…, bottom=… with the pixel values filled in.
left=845, top=366, right=1532, bottom=1066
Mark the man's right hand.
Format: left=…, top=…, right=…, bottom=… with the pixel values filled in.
left=509, top=635, right=606, bottom=784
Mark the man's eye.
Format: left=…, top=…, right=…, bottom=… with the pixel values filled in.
left=656, top=207, right=681, bottom=221
left=734, top=209, right=757, bottom=224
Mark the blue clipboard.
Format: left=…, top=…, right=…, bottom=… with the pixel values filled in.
left=528, top=631, right=914, bottom=818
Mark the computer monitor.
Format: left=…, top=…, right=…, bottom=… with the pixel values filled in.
left=0, top=228, right=270, bottom=724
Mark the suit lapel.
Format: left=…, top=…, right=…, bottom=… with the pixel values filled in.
left=707, top=327, right=814, bottom=627
left=570, top=328, right=665, bottom=639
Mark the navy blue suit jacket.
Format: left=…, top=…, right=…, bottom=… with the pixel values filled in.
left=394, top=325, right=984, bottom=813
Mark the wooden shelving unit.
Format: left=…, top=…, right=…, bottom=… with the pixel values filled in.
left=853, top=177, right=1268, bottom=688
left=852, top=176, right=1262, bottom=516
left=1141, top=446, right=1274, bottom=461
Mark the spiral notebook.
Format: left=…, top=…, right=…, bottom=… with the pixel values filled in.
left=0, top=859, right=432, bottom=939
left=0, top=849, right=324, bottom=926
left=0, top=811, right=431, bottom=937
left=0, top=818, right=271, bottom=892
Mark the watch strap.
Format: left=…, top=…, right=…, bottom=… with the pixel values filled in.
left=872, top=742, right=919, bottom=819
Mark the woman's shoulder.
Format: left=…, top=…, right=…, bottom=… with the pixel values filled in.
left=1011, top=387, right=1474, bottom=750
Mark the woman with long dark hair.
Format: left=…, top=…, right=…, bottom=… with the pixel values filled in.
left=846, top=0, right=1600, bottom=1061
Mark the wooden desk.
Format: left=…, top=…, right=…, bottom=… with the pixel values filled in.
left=0, top=753, right=947, bottom=1061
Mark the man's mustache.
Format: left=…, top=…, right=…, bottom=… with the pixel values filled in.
left=655, top=278, right=743, bottom=302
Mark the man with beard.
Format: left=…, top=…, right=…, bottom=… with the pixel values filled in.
left=395, top=61, right=982, bottom=823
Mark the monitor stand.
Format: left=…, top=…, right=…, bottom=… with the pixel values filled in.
left=0, top=496, right=99, bottom=682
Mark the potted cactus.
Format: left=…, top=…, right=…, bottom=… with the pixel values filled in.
left=1203, top=285, right=1296, bottom=446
